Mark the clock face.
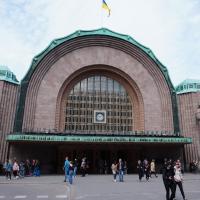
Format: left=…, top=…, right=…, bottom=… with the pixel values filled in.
left=94, top=110, right=106, bottom=123
left=96, top=113, right=104, bottom=121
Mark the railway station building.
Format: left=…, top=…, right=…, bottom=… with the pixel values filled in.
left=0, top=28, right=199, bottom=173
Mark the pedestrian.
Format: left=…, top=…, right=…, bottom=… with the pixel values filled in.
left=73, top=158, right=78, bottom=177
left=85, top=158, right=90, bottom=175
left=189, top=160, right=197, bottom=173
left=117, top=158, right=124, bottom=182
left=162, top=159, right=176, bottom=200
left=80, top=157, right=86, bottom=177
left=68, top=161, right=74, bottom=184
left=174, top=160, right=187, bottom=200
left=4, top=159, right=12, bottom=180
left=33, top=160, right=40, bottom=177
left=143, top=158, right=150, bottom=181
left=31, top=159, right=36, bottom=176
left=124, top=161, right=128, bottom=175
left=19, top=160, right=25, bottom=178
left=12, top=159, right=19, bottom=179
left=111, top=161, right=118, bottom=182
left=63, top=156, right=70, bottom=182
left=25, top=159, right=31, bottom=176
left=150, top=159, right=158, bottom=178
left=137, top=160, right=144, bottom=181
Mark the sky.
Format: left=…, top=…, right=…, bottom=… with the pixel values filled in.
left=0, top=0, right=200, bottom=86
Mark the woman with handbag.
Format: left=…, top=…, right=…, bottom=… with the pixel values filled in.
left=111, top=161, right=118, bottom=182
left=174, top=160, right=187, bottom=200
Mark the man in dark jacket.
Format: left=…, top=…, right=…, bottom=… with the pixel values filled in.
left=162, top=159, right=176, bottom=200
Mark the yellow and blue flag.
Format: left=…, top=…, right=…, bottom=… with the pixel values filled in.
left=102, top=0, right=111, bottom=16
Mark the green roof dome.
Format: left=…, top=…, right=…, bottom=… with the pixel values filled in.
left=0, top=65, right=19, bottom=84
left=176, top=79, right=200, bottom=94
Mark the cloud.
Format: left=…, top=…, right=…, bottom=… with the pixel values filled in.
left=0, top=0, right=199, bottom=85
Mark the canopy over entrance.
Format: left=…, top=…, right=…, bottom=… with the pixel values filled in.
left=7, top=133, right=192, bottom=144
left=7, top=133, right=191, bottom=174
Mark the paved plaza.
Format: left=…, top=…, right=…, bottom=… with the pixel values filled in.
left=0, top=174, right=200, bottom=200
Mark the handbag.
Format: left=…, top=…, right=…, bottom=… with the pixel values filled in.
left=174, top=174, right=182, bottom=182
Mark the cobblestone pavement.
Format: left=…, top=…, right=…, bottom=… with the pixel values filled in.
left=0, top=174, right=200, bottom=200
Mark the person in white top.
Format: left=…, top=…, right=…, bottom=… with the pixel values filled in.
left=174, top=160, right=187, bottom=200
left=12, top=160, right=19, bottom=179
left=111, top=161, right=118, bottom=182
left=150, top=159, right=158, bottom=178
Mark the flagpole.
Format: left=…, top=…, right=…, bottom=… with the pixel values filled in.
left=101, top=0, right=103, bottom=28
left=101, top=0, right=111, bottom=27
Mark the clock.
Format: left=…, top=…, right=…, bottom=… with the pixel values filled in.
left=96, top=113, right=104, bottom=121
left=94, top=110, right=106, bottom=123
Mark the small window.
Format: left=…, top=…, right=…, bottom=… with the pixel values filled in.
left=189, top=84, right=193, bottom=88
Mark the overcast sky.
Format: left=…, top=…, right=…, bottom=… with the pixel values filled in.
left=0, top=0, right=200, bottom=86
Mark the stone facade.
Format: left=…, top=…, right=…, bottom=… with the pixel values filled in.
left=19, top=38, right=175, bottom=133
left=177, top=92, right=200, bottom=166
left=0, top=81, right=19, bottom=163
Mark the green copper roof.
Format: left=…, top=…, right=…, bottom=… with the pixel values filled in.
left=176, top=79, right=200, bottom=94
left=23, top=28, right=174, bottom=91
left=0, top=65, right=19, bottom=84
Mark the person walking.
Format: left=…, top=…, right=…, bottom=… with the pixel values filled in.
left=25, top=159, right=31, bottom=176
left=73, top=158, right=78, bottom=178
left=4, top=159, right=12, bottom=180
left=137, top=160, right=144, bottom=181
left=63, top=156, right=70, bottom=182
left=12, top=159, right=19, bottom=179
left=174, top=160, right=187, bottom=200
left=31, top=159, right=36, bottom=176
left=150, top=159, right=158, bottom=178
left=143, top=159, right=150, bottom=181
left=19, top=160, right=25, bottom=178
left=33, top=160, right=40, bottom=177
left=162, top=159, right=176, bottom=200
left=68, top=161, right=74, bottom=184
left=124, top=161, right=128, bottom=175
left=111, top=161, right=118, bottom=182
left=117, top=158, right=124, bottom=182
left=80, top=157, right=86, bottom=177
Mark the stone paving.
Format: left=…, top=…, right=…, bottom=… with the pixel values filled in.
left=0, top=174, right=200, bottom=200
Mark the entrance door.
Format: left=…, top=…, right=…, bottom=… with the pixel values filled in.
left=98, top=150, right=110, bottom=174
left=57, top=143, right=139, bottom=174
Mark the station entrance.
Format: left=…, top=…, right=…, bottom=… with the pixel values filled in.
left=57, top=142, right=182, bottom=174
left=8, top=139, right=184, bottom=174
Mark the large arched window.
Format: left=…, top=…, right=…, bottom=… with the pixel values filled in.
left=64, top=75, right=133, bottom=133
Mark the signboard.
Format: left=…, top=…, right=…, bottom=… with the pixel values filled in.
left=7, top=134, right=192, bottom=144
